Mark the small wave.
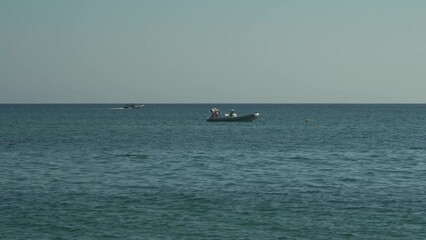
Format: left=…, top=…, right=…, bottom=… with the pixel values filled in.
left=114, top=153, right=150, bottom=159
left=109, top=107, right=125, bottom=110
left=289, top=155, right=312, bottom=161
left=409, top=146, right=425, bottom=150
left=339, top=177, right=362, bottom=183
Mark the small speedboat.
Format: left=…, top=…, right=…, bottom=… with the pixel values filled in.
left=123, top=104, right=144, bottom=109
left=207, top=113, right=260, bottom=122
left=207, top=108, right=259, bottom=122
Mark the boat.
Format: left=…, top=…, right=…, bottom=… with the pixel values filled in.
left=207, top=113, right=260, bottom=122
left=206, top=108, right=260, bottom=122
left=123, top=104, right=144, bottom=109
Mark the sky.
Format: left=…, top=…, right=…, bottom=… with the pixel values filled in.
left=1, top=0, right=426, bottom=103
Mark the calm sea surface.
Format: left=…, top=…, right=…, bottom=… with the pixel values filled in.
left=1, top=104, right=425, bottom=239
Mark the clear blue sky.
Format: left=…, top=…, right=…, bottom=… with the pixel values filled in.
left=1, top=0, right=425, bottom=103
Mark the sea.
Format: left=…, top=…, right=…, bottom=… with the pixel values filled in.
left=0, top=104, right=425, bottom=239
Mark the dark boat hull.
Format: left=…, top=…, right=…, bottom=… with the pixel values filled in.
left=123, top=104, right=144, bottom=109
left=207, top=113, right=259, bottom=122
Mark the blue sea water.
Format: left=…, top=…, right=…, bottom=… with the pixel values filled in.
left=0, top=104, right=425, bottom=239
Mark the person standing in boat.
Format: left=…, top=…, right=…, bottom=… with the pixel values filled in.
left=210, top=108, right=220, bottom=118
left=229, top=109, right=236, bottom=117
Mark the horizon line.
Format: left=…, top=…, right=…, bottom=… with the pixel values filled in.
left=1, top=102, right=426, bottom=105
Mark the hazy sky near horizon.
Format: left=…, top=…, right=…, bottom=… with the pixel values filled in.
left=1, top=0, right=426, bottom=103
